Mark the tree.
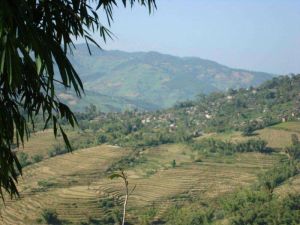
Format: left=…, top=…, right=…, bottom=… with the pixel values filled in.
left=242, top=123, right=255, bottom=136
left=171, top=159, right=176, bottom=168
left=109, top=169, right=136, bottom=225
left=285, top=134, right=300, bottom=162
left=0, top=0, right=156, bottom=199
left=41, top=209, right=61, bottom=225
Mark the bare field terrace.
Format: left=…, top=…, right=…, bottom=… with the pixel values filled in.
left=0, top=141, right=281, bottom=224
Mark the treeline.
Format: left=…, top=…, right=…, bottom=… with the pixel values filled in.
left=165, top=74, right=300, bottom=133
left=190, top=138, right=270, bottom=155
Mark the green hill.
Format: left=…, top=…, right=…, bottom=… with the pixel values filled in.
left=69, top=44, right=274, bottom=109
left=57, top=88, right=157, bottom=112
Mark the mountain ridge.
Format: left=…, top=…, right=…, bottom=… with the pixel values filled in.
left=68, top=44, right=275, bottom=110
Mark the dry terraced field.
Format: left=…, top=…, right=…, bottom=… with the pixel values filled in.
left=199, top=121, right=300, bottom=150
left=15, top=129, right=95, bottom=158
left=0, top=141, right=281, bottom=224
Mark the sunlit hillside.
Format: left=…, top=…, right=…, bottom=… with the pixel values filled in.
left=1, top=121, right=299, bottom=224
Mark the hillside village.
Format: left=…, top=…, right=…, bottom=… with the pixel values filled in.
left=75, top=74, right=300, bottom=149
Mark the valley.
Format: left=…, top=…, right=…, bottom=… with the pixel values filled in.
left=1, top=75, right=300, bottom=225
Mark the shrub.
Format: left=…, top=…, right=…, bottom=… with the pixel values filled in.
left=171, top=159, right=176, bottom=168
left=48, top=144, right=68, bottom=157
left=138, top=205, right=158, bottom=225
left=259, top=162, right=298, bottom=193
left=222, top=191, right=300, bottom=225
left=41, top=209, right=61, bottom=225
left=166, top=206, right=214, bottom=225
left=18, top=152, right=31, bottom=167
left=99, top=197, right=115, bottom=209
left=191, top=138, right=270, bottom=155
left=38, top=180, right=57, bottom=189
left=97, top=134, right=108, bottom=144
left=242, top=124, right=255, bottom=136
left=194, top=157, right=203, bottom=162
left=31, top=154, right=44, bottom=163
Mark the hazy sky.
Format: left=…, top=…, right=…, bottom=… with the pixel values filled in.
left=89, top=0, right=300, bottom=74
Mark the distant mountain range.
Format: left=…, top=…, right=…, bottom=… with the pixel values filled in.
left=65, top=44, right=275, bottom=111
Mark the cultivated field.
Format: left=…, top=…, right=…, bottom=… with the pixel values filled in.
left=16, top=129, right=95, bottom=158
left=1, top=141, right=281, bottom=224
left=1, top=122, right=299, bottom=224
left=200, top=121, right=300, bottom=149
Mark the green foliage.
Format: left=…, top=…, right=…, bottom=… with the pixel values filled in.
left=70, top=75, right=300, bottom=155
left=138, top=205, right=158, bottom=225
left=0, top=0, right=156, bottom=199
left=69, top=74, right=300, bottom=156
left=97, top=134, right=108, bottom=144
left=41, top=209, right=61, bottom=225
left=285, top=134, right=300, bottom=161
left=222, top=191, right=300, bottom=225
left=17, top=152, right=31, bottom=168
left=221, top=161, right=300, bottom=225
left=31, top=154, right=44, bottom=163
left=98, top=197, right=115, bottom=209
left=191, top=138, right=270, bottom=156
left=162, top=159, right=300, bottom=225
left=18, top=152, right=43, bottom=168
left=95, top=208, right=121, bottom=225
left=242, top=123, right=255, bottom=136
left=166, top=205, right=214, bottom=225
left=235, top=139, right=270, bottom=153
left=48, top=144, right=68, bottom=158
left=107, top=152, right=147, bottom=172
left=171, top=159, right=176, bottom=168
left=291, top=134, right=299, bottom=146
left=259, top=162, right=298, bottom=194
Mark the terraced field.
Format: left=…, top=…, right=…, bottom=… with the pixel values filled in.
left=200, top=121, right=300, bottom=149
left=275, top=174, right=300, bottom=197
left=16, top=129, right=95, bottom=158
left=1, top=145, right=130, bottom=225
left=272, top=121, right=300, bottom=133
left=0, top=142, right=281, bottom=225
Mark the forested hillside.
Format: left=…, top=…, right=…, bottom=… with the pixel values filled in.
left=68, top=44, right=274, bottom=109
left=57, top=88, right=157, bottom=112
left=75, top=74, right=300, bottom=148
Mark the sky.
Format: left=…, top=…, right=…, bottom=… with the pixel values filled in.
left=88, top=0, right=300, bottom=74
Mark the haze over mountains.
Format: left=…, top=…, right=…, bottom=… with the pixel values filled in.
left=62, top=44, right=275, bottom=111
